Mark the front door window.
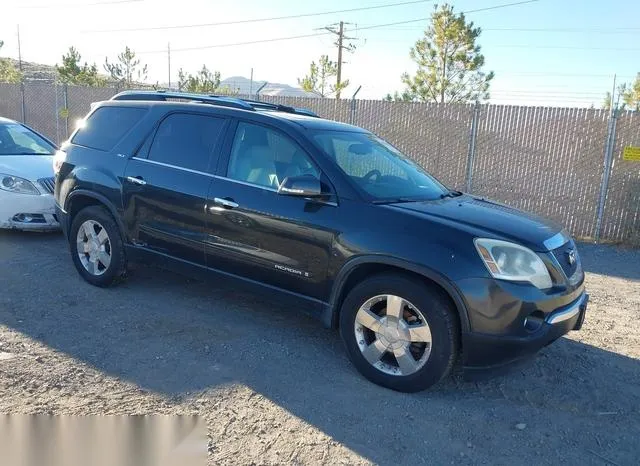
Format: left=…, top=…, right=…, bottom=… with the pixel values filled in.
left=227, top=122, right=319, bottom=189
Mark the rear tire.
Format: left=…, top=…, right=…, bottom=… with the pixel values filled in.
left=339, top=273, right=459, bottom=392
left=69, top=206, right=127, bottom=287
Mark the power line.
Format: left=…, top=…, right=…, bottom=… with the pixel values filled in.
left=493, top=45, right=640, bottom=51
left=490, top=94, right=601, bottom=97
left=490, top=91, right=605, bottom=96
left=457, top=0, right=539, bottom=15
left=81, top=0, right=435, bottom=33
left=14, top=0, right=142, bottom=8
left=360, top=26, right=640, bottom=33
left=86, top=0, right=538, bottom=34
left=490, top=98, right=602, bottom=103
left=485, top=27, right=640, bottom=33
left=348, top=0, right=541, bottom=32
left=364, top=32, right=640, bottom=51
left=138, top=0, right=541, bottom=54
left=491, top=92, right=607, bottom=97
left=482, top=70, right=637, bottom=77
left=139, top=31, right=334, bottom=54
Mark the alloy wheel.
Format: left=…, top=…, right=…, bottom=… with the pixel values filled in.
left=354, top=294, right=432, bottom=376
left=76, top=219, right=112, bottom=276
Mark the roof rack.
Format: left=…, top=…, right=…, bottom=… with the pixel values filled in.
left=110, top=90, right=319, bottom=117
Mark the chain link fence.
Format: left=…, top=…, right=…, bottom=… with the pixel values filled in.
left=1, top=82, right=638, bottom=244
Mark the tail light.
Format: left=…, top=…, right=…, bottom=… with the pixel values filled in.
left=53, top=149, right=67, bottom=175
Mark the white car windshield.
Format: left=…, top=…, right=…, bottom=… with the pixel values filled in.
left=0, top=123, right=55, bottom=156
left=312, top=130, right=449, bottom=202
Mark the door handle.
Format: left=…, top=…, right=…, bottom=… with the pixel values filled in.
left=212, top=197, right=239, bottom=209
left=126, top=176, right=146, bottom=186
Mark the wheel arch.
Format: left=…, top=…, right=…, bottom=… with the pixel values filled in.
left=65, top=190, right=127, bottom=242
left=326, top=256, right=470, bottom=334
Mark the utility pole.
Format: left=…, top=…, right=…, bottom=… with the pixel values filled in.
left=336, top=22, right=344, bottom=100
left=17, top=24, right=25, bottom=123
left=16, top=25, right=23, bottom=73
left=323, top=21, right=357, bottom=99
left=167, top=42, right=171, bottom=89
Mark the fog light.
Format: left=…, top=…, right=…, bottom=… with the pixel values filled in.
left=12, top=213, right=46, bottom=223
left=13, top=214, right=31, bottom=223
left=524, top=311, right=545, bottom=333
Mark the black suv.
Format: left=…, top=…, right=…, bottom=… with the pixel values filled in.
left=54, top=91, right=588, bottom=392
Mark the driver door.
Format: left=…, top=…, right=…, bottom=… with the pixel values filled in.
left=205, top=120, right=339, bottom=301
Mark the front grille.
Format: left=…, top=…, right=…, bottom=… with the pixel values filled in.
left=38, top=177, right=55, bottom=194
left=551, top=240, right=580, bottom=279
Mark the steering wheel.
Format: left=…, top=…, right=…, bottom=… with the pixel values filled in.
left=363, top=169, right=382, bottom=183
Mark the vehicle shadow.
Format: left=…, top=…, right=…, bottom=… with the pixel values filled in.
left=577, top=241, right=640, bottom=281
left=1, top=233, right=639, bottom=465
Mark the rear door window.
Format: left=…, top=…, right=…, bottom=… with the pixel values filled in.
left=72, top=106, right=146, bottom=151
left=147, top=113, right=226, bottom=173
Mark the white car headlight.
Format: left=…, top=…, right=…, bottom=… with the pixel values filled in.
left=474, top=238, right=553, bottom=289
left=0, top=174, right=41, bottom=195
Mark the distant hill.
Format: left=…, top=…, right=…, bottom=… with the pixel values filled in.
left=157, top=76, right=317, bottom=97
left=4, top=59, right=316, bottom=97
left=7, top=58, right=57, bottom=82
left=5, top=58, right=114, bottom=84
left=220, top=76, right=318, bottom=98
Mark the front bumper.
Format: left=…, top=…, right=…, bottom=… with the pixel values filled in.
left=459, top=280, right=588, bottom=375
left=56, top=204, right=70, bottom=239
left=0, top=192, right=60, bottom=231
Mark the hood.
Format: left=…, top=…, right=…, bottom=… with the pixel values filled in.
left=0, top=155, right=55, bottom=181
left=390, top=195, right=562, bottom=251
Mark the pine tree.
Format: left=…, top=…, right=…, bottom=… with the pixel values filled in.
left=393, top=3, right=494, bottom=103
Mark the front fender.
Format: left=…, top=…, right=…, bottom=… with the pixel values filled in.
left=327, top=254, right=471, bottom=333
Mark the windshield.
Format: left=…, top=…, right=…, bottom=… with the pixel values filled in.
left=0, top=123, right=55, bottom=156
left=312, top=130, right=448, bottom=201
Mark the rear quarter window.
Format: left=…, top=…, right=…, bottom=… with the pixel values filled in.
left=72, top=106, right=146, bottom=151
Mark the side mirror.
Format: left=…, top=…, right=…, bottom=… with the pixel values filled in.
left=277, top=174, right=323, bottom=198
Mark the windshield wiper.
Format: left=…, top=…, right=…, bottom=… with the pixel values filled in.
left=9, top=152, right=51, bottom=155
left=440, top=190, right=463, bottom=199
left=371, top=197, right=420, bottom=205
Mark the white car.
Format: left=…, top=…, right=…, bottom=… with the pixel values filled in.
left=0, top=117, right=60, bottom=230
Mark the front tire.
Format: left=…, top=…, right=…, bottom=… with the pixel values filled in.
left=69, top=206, right=127, bottom=287
left=339, top=273, right=459, bottom=392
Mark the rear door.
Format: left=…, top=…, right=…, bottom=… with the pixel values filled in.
left=122, top=112, right=228, bottom=265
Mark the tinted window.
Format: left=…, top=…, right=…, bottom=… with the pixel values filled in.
left=0, top=123, right=55, bottom=155
left=72, top=106, right=146, bottom=151
left=227, top=122, right=319, bottom=189
left=312, top=130, right=447, bottom=201
left=148, top=113, right=225, bottom=172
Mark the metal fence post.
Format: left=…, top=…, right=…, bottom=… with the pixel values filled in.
left=594, top=109, right=619, bottom=243
left=465, top=101, right=480, bottom=193
left=63, top=84, right=69, bottom=139
left=350, top=85, right=362, bottom=125
left=54, top=82, right=60, bottom=144
left=20, top=81, right=26, bottom=124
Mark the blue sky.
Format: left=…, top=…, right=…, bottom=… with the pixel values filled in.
left=1, top=0, right=639, bottom=106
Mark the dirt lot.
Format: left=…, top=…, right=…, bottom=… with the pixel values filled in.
left=0, top=230, right=639, bottom=465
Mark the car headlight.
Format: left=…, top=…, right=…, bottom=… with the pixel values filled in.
left=0, top=174, right=41, bottom=195
left=474, top=238, right=552, bottom=289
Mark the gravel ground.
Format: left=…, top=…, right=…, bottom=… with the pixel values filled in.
left=0, top=230, right=639, bottom=465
